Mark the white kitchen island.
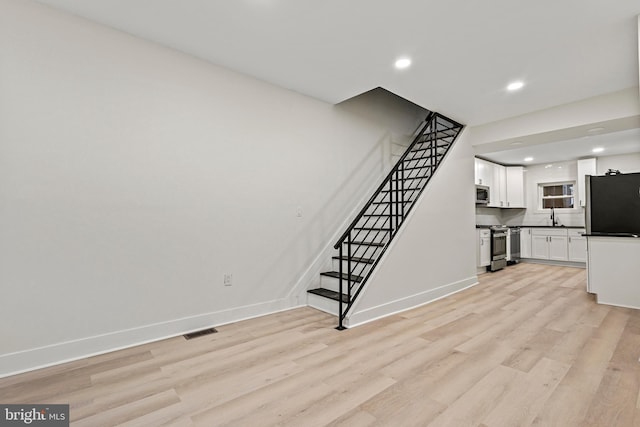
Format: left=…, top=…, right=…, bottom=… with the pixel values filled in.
left=587, top=235, right=640, bottom=309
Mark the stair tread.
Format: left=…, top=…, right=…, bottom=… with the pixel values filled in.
left=404, top=157, right=440, bottom=163
left=371, top=199, right=419, bottom=205
left=371, top=200, right=412, bottom=204
left=332, top=256, right=375, bottom=264
left=320, top=271, right=363, bottom=282
left=349, top=241, right=386, bottom=247
left=353, top=227, right=391, bottom=231
left=401, top=165, right=433, bottom=171
left=393, top=176, right=429, bottom=181
left=380, top=187, right=421, bottom=193
left=410, top=147, right=446, bottom=154
left=413, top=143, right=450, bottom=148
left=307, top=288, right=349, bottom=303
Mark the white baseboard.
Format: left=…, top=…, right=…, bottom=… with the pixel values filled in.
left=520, top=259, right=586, bottom=268
left=345, top=276, right=478, bottom=328
left=595, top=298, right=640, bottom=311
left=0, top=298, right=300, bottom=379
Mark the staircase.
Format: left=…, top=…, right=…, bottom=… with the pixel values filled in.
left=307, top=111, right=464, bottom=329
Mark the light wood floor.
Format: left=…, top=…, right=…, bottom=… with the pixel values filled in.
left=3, top=263, right=640, bottom=426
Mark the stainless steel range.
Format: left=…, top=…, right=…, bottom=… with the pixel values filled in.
left=489, top=225, right=508, bottom=272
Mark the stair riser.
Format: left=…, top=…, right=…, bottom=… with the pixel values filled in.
left=404, top=157, right=437, bottom=166
left=331, top=259, right=374, bottom=273
left=339, top=242, right=385, bottom=256
left=359, top=217, right=392, bottom=229
left=307, top=292, right=340, bottom=316
left=343, top=232, right=388, bottom=244
left=320, top=274, right=363, bottom=294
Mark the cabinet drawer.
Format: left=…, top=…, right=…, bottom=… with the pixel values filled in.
left=531, top=228, right=568, bottom=237
left=568, top=229, right=585, bottom=238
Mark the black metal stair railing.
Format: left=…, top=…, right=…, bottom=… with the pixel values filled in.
left=331, top=111, right=464, bottom=329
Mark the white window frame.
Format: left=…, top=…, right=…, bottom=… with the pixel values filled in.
left=537, top=181, right=577, bottom=211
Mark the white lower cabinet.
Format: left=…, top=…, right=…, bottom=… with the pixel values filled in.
left=532, top=234, right=550, bottom=259
left=516, top=227, right=586, bottom=263
left=568, top=229, right=587, bottom=262
left=520, top=228, right=532, bottom=258
left=549, top=235, right=569, bottom=261
left=477, top=229, right=491, bottom=267
left=531, top=229, right=568, bottom=261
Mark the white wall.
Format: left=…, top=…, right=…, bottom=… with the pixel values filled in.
left=596, top=152, right=640, bottom=174
left=475, top=207, right=504, bottom=226
left=502, top=161, right=584, bottom=227
left=346, top=130, right=478, bottom=326
left=0, top=0, right=428, bottom=376
left=501, top=154, right=640, bottom=227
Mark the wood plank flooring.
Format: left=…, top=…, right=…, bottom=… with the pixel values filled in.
left=3, top=263, right=640, bottom=426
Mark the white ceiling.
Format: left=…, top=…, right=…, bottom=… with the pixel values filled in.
left=479, top=127, right=640, bottom=165
left=34, top=0, right=640, bottom=128
left=28, top=0, right=640, bottom=165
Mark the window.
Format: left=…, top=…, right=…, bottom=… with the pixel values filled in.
left=539, top=182, right=575, bottom=209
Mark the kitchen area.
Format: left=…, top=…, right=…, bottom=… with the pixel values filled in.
left=475, top=156, right=596, bottom=275
left=471, top=110, right=640, bottom=310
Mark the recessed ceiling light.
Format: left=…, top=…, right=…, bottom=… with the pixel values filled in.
left=507, top=81, right=524, bottom=91
left=588, top=127, right=605, bottom=133
left=545, top=164, right=553, bottom=169
left=394, top=58, right=411, bottom=69
left=524, top=157, right=533, bottom=162
left=511, top=141, right=523, bottom=146
left=592, top=147, right=605, bottom=153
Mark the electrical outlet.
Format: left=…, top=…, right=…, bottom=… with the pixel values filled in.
left=224, top=274, right=233, bottom=286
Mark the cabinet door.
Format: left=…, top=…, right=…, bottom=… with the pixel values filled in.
left=477, top=230, right=491, bottom=267
left=474, top=159, right=483, bottom=185
left=476, top=230, right=482, bottom=266
left=506, top=166, right=525, bottom=208
left=568, top=236, right=587, bottom=262
left=549, top=236, right=569, bottom=261
left=480, top=236, right=491, bottom=266
left=492, top=164, right=507, bottom=207
left=577, top=158, right=596, bottom=207
left=520, top=228, right=532, bottom=258
left=531, top=235, right=550, bottom=259
left=475, top=159, right=493, bottom=188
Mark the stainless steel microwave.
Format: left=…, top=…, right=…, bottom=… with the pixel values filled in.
left=476, top=185, right=490, bottom=204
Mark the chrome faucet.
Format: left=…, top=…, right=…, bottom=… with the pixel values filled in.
left=550, top=207, right=558, bottom=227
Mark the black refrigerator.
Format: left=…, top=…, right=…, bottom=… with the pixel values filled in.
left=586, top=172, right=640, bottom=236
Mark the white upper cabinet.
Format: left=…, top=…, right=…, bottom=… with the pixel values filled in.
left=475, top=158, right=493, bottom=187
left=474, top=158, right=524, bottom=208
left=493, top=164, right=507, bottom=207
left=505, top=166, right=525, bottom=208
left=577, top=158, right=596, bottom=207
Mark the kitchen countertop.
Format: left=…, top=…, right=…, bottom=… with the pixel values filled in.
left=519, top=225, right=585, bottom=229
left=476, top=225, right=585, bottom=229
